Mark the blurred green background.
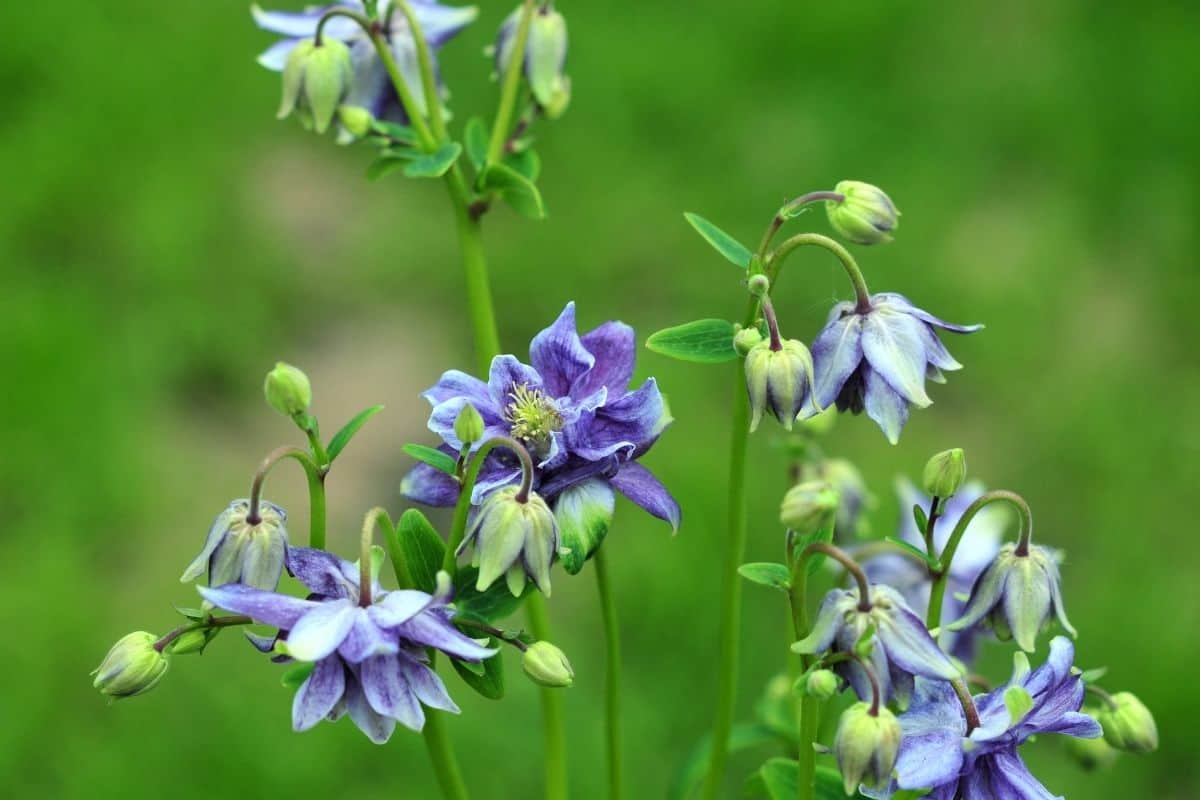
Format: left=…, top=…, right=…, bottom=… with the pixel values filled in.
left=2, top=0, right=1197, bottom=797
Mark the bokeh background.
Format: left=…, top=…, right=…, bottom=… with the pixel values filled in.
left=2, top=1, right=1197, bottom=797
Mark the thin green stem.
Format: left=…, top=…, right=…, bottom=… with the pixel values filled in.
left=246, top=445, right=320, bottom=526
left=450, top=183, right=502, bottom=372
left=768, top=233, right=872, bottom=311
left=306, top=468, right=328, bottom=549
left=755, top=190, right=845, bottom=258
left=302, top=424, right=331, bottom=470
left=153, top=615, right=253, bottom=653
left=394, top=0, right=448, bottom=140
left=594, top=547, right=624, bottom=800
left=789, top=539, right=816, bottom=800
left=368, top=28, right=436, bottom=149
left=422, top=709, right=471, bottom=800
left=314, top=8, right=371, bottom=45
left=359, top=507, right=393, bottom=606
left=796, top=542, right=872, bottom=612
left=487, top=0, right=537, bottom=165
left=526, top=593, right=568, bottom=800
left=443, top=436, right=535, bottom=574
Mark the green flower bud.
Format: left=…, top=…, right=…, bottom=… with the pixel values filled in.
left=527, top=8, right=570, bottom=119
left=1064, top=727, right=1118, bottom=770
left=264, top=362, right=312, bottom=418
left=92, top=632, right=169, bottom=699
left=923, top=448, right=967, bottom=499
left=805, top=668, right=839, bottom=700
left=733, top=327, right=765, bottom=356
left=522, top=641, right=575, bottom=688
left=826, top=180, right=900, bottom=246
left=1098, top=692, right=1158, bottom=753
left=454, top=403, right=486, bottom=447
left=336, top=104, right=374, bottom=139
left=834, top=702, right=902, bottom=794
left=467, top=486, right=559, bottom=597
left=167, top=629, right=211, bottom=656
left=746, top=274, right=770, bottom=297
left=278, top=38, right=355, bottom=134
left=780, top=480, right=839, bottom=535
left=744, top=339, right=817, bottom=433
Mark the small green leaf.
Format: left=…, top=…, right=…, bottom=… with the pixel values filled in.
left=884, top=536, right=939, bottom=569
left=645, top=319, right=738, bottom=364
left=463, top=117, right=488, bottom=170
left=450, top=647, right=504, bottom=699
left=453, top=567, right=529, bottom=623
left=683, top=212, right=752, bottom=269
left=1079, top=667, right=1108, bottom=683
left=282, top=662, right=315, bottom=690
left=751, top=757, right=799, bottom=800
left=326, top=404, right=385, bottom=463
left=667, top=723, right=778, bottom=800
left=173, top=606, right=207, bottom=621
left=504, top=148, right=541, bottom=182
left=911, top=503, right=929, bottom=532
left=404, top=141, right=463, bottom=178
left=371, top=120, right=417, bottom=145
left=366, top=153, right=414, bottom=181
left=386, top=509, right=447, bottom=593
left=402, top=443, right=458, bottom=476
left=738, top=562, right=792, bottom=591
left=480, top=162, right=546, bottom=219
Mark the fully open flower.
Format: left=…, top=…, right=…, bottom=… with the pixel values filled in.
left=253, top=1, right=478, bottom=126
left=809, top=293, right=981, bottom=444
left=402, top=302, right=679, bottom=574
left=199, top=548, right=494, bottom=743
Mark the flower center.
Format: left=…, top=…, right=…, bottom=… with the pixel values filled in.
left=503, top=384, right=563, bottom=456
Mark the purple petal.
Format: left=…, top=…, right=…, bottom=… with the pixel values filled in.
left=286, top=600, right=358, bottom=662
left=339, top=614, right=399, bottom=663
left=874, top=587, right=962, bottom=680
left=573, top=320, right=636, bottom=400
left=530, top=302, right=595, bottom=397
left=918, top=324, right=964, bottom=372
left=791, top=590, right=853, bottom=655
left=398, top=612, right=496, bottom=661
left=245, top=631, right=280, bottom=654
left=488, top=354, right=543, bottom=400
left=875, top=293, right=984, bottom=334
left=344, top=674, right=397, bottom=744
left=251, top=4, right=354, bottom=38
left=862, top=307, right=933, bottom=407
left=360, top=654, right=425, bottom=731
left=370, top=590, right=436, bottom=628
left=982, top=751, right=1060, bottom=800
left=894, top=727, right=963, bottom=790
left=810, top=312, right=865, bottom=409
left=421, top=368, right=498, bottom=412
left=401, top=461, right=462, bottom=507
left=568, top=378, right=666, bottom=461
left=292, top=656, right=346, bottom=731
left=404, top=658, right=461, bottom=713
left=862, top=365, right=910, bottom=445
left=609, top=463, right=680, bottom=531
left=198, top=584, right=317, bottom=629
left=408, top=1, right=479, bottom=48
left=287, top=547, right=358, bottom=599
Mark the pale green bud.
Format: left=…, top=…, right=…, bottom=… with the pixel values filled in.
left=826, top=180, right=900, bottom=245
left=522, top=641, right=575, bottom=688
left=834, top=702, right=902, bottom=794
left=1098, top=692, right=1158, bottom=753
left=468, top=486, right=559, bottom=597
left=923, top=448, right=967, bottom=498
left=278, top=38, right=354, bottom=134
left=746, top=274, right=770, bottom=297
left=454, top=403, right=486, bottom=446
left=336, top=104, right=374, bottom=139
left=92, top=632, right=169, bottom=699
left=527, top=8, right=570, bottom=118
left=805, top=668, right=839, bottom=700
left=264, top=362, right=312, bottom=418
left=1065, top=726, right=1118, bottom=770
left=167, top=629, right=211, bottom=656
left=733, top=327, right=764, bottom=356
left=745, top=339, right=816, bottom=432
left=780, top=480, right=839, bottom=535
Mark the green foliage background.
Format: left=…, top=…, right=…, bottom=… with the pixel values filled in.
left=1, top=1, right=1196, bottom=797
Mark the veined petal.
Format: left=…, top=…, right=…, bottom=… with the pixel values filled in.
left=1044, top=558, right=1077, bottom=638
left=810, top=313, right=865, bottom=409
left=791, top=590, right=852, bottom=655
left=403, top=0, right=479, bottom=48
left=240, top=528, right=288, bottom=591
left=398, top=612, right=497, bottom=661
left=862, top=365, right=910, bottom=445
left=360, top=654, right=425, bottom=731
left=422, top=368, right=498, bottom=411
left=345, top=674, right=397, bottom=744
left=370, top=590, right=435, bottom=628
left=609, top=463, right=680, bottom=531
left=401, top=461, right=462, bottom=507
left=983, top=751, right=1060, bottom=800
left=554, top=479, right=615, bottom=575
left=894, top=726, right=963, bottom=791
left=286, top=600, right=358, bottom=662
left=287, top=547, right=358, bottom=599
left=862, top=307, right=933, bottom=407
left=947, top=559, right=1008, bottom=632
left=403, top=657, right=460, bottom=713
left=428, top=396, right=503, bottom=449
left=530, top=302, right=595, bottom=397
left=488, top=354, right=544, bottom=399
left=339, top=613, right=399, bottom=663
left=918, top=324, right=964, bottom=372
left=180, top=505, right=236, bottom=582
left=292, top=656, right=346, bottom=731
left=198, top=584, right=317, bottom=629
left=574, top=320, right=636, bottom=399
left=208, top=532, right=248, bottom=588
left=569, top=378, right=665, bottom=461
left=1005, top=559, right=1052, bottom=653
left=251, top=4, right=356, bottom=38
left=876, top=600, right=962, bottom=681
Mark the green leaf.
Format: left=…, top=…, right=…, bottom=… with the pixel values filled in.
left=281, top=662, right=315, bottom=690
left=794, top=521, right=836, bottom=575
left=371, top=120, right=417, bottom=145
left=738, top=562, right=792, bottom=591
left=683, top=212, right=752, bottom=269
left=1079, top=667, right=1108, bottom=683
left=504, top=147, right=541, bottom=182
left=404, top=141, right=463, bottom=179
left=386, top=509, right=447, bottom=593
left=173, top=606, right=207, bottom=621
left=453, top=567, right=529, bottom=623
left=911, top=503, right=929, bottom=532
left=326, top=404, right=385, bottom=463
left=750, top=757, right=799, bottom=800
left=463, top=117, right=488, bottom=170
left=667, top=723, right=778, bottom=800
left=480, top=162, right=546, bottom=219
left=884, top=536, right=939, bottom=569
left=450, top=646, right=504, bottom=700
left=645, top=319, right=738, bottom=364
left=402, top=443, right=458, bottom=476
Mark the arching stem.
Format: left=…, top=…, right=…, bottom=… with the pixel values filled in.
left=768, top=233, right=872, bottom=312
left=442, top=436, right=536, bottom=574
left=952, top=678, right=983, bottom=733
left=358, top=507, right=394, bottom=607
left=756, top=190, right=846, bottom=257
left=246, top=445, right=325, bottom=548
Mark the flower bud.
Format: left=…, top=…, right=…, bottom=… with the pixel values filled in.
left=464, top=486, right=559, bottom=597
left=1064, top=729, right=1118, bottom=770
left=744, top=339, right=816, bottom=432
left=336, top=104, right=374, bottom=139
left=746, top=274, right=770, bottom=297
left=92, top=632, right=169, bottom=699
left=454, top=403, right=485, bottom=447
left=167, top=629, right=211, bottom=656
left=1098, top=692, right=1158, bottom=753
left=780, top=480, right=839, bottom=535
left=277, top=38, right=355, bottom=134
left=826, top=180, right=900, bottom=245
left=922, top=448, right=967, bottom=499
left=804, top=668, right=839, bottom=700
left=496, top=5, right=570, bottom=119
left=733, top=327, right=764, bottom=356
left=264, top=362, right=312, bottom=418
left=834, top=702, right=901, bottom=794
left=522, top=641, right=575, bottom=688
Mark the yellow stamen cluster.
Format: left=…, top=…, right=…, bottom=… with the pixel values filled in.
left=504, top=384, right=563, bottom=453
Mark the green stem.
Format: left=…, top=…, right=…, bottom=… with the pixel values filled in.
left=768, top=233, right=872, bottom=312
left=359, top=507, right=393, bottom=606
left=153, top=615, right=253, bottom=653
left=789, top=537, right=817, bottom=800
left=306, top=468, right=328, bottom=549
left=442, top=436, right=535, bottom=574
left=422, top=707, right=472, bottom=800
left=755, top=190, right=845, bottom=258
left=487, top=0, right=537, bottom=165
left=449, top=177, right=502, bottom=372
left=246, top=446, right=323, bottom=548
left=368, top=28, right=437, bottom=150
left=394, top=0, right=448, bottom=140
left=526, top=593, right=568, bottom=800
left=594, top=547, right=624, bottom=800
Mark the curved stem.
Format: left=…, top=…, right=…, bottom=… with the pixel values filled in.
left=442, top=436, right=535, bottom=574
left=922, top=496, right=943, bottom=560
left=153, top=615, right=253, bottom=653
left=1086, top=685, right=1120, bottom=711
left=796, top=542, right=872, bottom=612
left=359, top=507, right=393, bottom=606
left=768, top=233, right=872, bottom=311
left=246, top=445, right=319, bottom=524
left=454, top=618, right=530, bottom=651
left=314, top=8, right=371, bottom=45
left=761, top=295, right=784, bottom=351
left=526, top=593, right=568, bottom=800
left=487, top=0, right=537, bottom=165
left=394, top=0, right=448, bottom=140
left=848, top=653, right=884, bottom=716
left=928, top=490, right=1033, bottom=627
left=951, top=678, right=983, bottom=733
left=594, top=547, right=624, bottom=800
left=755, top=191, right=845, bottom=258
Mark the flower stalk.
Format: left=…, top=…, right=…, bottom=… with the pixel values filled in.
left=247, top=445, right=325, bottom=548
left=594, top=547, right=624, bottom=800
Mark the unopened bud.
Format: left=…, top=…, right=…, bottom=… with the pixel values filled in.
left=733, top=327, right=764, bottom=356
left=746, top=274, right=770, bottom=297
left=278, top=38, right=355, bottom=134
left=92, top=632, right=169, bottom=699
left=780, top=480, right=839, bottom=534
left=745, top=339, right=817, bottom=432
left=337, top=104, right=374, bottom=138
left=522, top=641, right=574, bottom=688
left=805, top=669, right=839, bottom=700
left=834, top=702, right=901, bottom=794
left=1065, top=729, right=1118, bottom=770
left=167, top=629, right=211, bottom=656
left=923, top=448, right=967, bottom=498
left=826, top=181, right=900, bottom=245
left=454, top=403, right=485, bottom=447
left=264, top=362, right=312, bottom=418
left=1098, top=693, right=1158, bottom=753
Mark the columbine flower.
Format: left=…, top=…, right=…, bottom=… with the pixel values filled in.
left=252, top=1, right=478, bottom=126
left=744, top=337, right=816, bottom=432
left=792, top=583, right=961, bottom=705
left=276, top=38, right=355, bottom=133
left=199, top=548, right=494, bottom=743
left=863, top=637, right=1102, bottom=799
left=835, top=702, right=902, bottom=794
left=862, top=481, right=1003, bottom=661
left=809, top=293, right=981, bottom=444
left=494, top=3, right=570, bottom=118
left=463, top=485, right=559, bottom=596
left=402, top=302, right=679, bottom=575
left=180, top=499, right=289, bottom=592
left=947, top=542, right=1075, bottom=653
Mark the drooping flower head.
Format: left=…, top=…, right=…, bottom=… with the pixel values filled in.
left=494, top=3, right=570, bottom=118
left=200, top=547, right=494, bottom=743
left=463, top=485, right=559, bottom=596
left=864, top=637, right=1102, bottom=799
left=181, top=499, right=289, bottom=593
left=403, top=302, right=679, bottom=576
left=253, top=1, right=478, bottom=126
left=809, top=293, right=981, bottom=444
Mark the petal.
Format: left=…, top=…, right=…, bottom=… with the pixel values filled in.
left=530, top=302, right=595, bottom=397
left=292, top=656, right=346, bottom=732
left=256, top=38, right=303, bottom=71
left=240, top=528, right=288, bottom=591
left=180, top=504, right=237, bottom=582
left=398, top=612, right=497, bottom=661
left=569, top=378, right=666, bottom=461
left=875, top=591, right=962, bottom=681
left=408, top=1, right=479, bottom=48
left=862, top=307, right=933, bottom=407
left=428, top=396, right=505, bottom=449
left=573, top=320, right=636, bottom=399
left=919, top=325, right=964, bottom=372
left=790, top=590, right=852, bottom=655
left=404, top=658, right=460, bottom=713
left=894, top=727, right=963, bottom=790
left=1044, top=558, right=1077, bottom=638
left=287, top=547, right=358, bottom=599
left=401, top=461, right=462, bottom=507
left=488, top=354, right=544, bottom=400
left=345, top=674, right=397, bottom=744
left=810, top=312, right=865, bottom=409
left=862, top=365, right=911, bottom=445
left=339, top=613, right=399, bottom=663
left=947, top=559, right=1008, bottom=633
left=369, top=590, right=436, bottom=628
left=609, top=463, right=680, bottom=531
left=1005, top=559, right=1052, bottom=653
left=468, top=461, right=523, bottom=505
left=360, top=654, right=425, bottom=731
left=984, top=751, right=1061, bottom=800
left=286, top=601, right=358, bottom=662
left=421, top=368, right=496, bottom=410
left=874, top=293, right=984, bottom=334
left=198, top=584, right=317, bottom=629
left=208, top=531, right=248, bottom=588
left=251, top=4, right=353, bottom=38
left=554, top=479, right=615, bottom=575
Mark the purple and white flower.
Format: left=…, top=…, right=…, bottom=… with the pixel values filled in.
left=199, top=547, right=494, bottom=743
left=863, top=637, right=1102, bottom=799
left=402, top=302, right=679, bottom=574
left=181, top=499, right=289, bottom=593
left=809, top=293, right=981, bottom=444
left=252, top=1, right=478, bottom=125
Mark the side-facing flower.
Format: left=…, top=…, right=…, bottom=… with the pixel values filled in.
left=792, top=583, right=961, bottom=705
left=494, top=3, right=570, bottom=118
left=199, top=548, right=494, bottom=743
left=402, top=302, right=679, bottom=575
left=463, top=485, right=559, bottom=596
left=864, top=637, right=1101, bottom=799
left=181, top=499, right=289, bottom=592
left=253, top=1, right=478, bottom=127
left=809, top=293, right=981, bottom=444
